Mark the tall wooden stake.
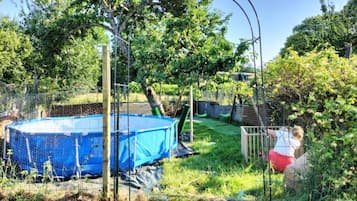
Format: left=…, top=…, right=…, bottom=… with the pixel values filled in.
left=190, top=85, right=194, bottom=142
left=102, top=45, right=111, bottom=199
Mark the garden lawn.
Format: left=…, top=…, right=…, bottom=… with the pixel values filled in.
left=158, top=119, right=285, bottom=201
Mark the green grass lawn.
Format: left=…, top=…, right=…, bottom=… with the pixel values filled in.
left=157, top=119, right=287, bottom=201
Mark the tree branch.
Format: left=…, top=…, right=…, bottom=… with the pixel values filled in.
left=99, top=0, right=112, bottom=12
left=69, top=22, right=114, bottom=35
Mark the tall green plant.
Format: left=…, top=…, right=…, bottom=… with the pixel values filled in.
left=266, top=48, right=356, bottom=200
left=21, top=1, right=107, bottom=92
left=0, top=17, right=32, bottom=89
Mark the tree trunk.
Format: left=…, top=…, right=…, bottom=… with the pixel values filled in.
left=172, top=88, right=186, bottom=117
left=229, top=95, right=237, bottom=123
left=141, top=82, right=166, bottom=116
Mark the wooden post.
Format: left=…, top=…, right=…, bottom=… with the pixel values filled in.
left=190, top=85, right=194, bottom=142
left=102, top=45, right=111, bottom=199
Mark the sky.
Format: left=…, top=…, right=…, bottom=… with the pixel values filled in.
left=0, top=0, right=349, bottom=62
left=210, top=0, right=348, bottom=62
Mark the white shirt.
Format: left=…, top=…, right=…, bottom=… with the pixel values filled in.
left=273, top=130, right=300, bottom=157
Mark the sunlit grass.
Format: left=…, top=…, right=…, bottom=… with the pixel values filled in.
left=159, top=119, right=285, bottom=200
left=56, top=91, right=236, bottom=106
left=59, top=92, right=103, bottom=105
left=57, top=92, right=149, bottom=105
left=56, top=92, right=189, bottom=105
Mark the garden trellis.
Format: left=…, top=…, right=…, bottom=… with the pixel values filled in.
left=232, top=0, right=273, bottom=199
left=112, top=28, right=132, bottom=200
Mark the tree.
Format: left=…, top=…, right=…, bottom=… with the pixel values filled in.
left=0, top=17, right=32, bottom=89
left=19, top=0, right=197, bottom=96
left=281, top=0, right=356, bottom=57
left=21, top=0, right=107, bottom=92
left=16, top=0, right=249, bottom=114
left=130, top=1, right=247, bottom=115
left=41, top=0, right=248, bottom=115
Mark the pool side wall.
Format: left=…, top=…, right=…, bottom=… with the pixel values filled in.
left=6, top=114, right=177, bottom=177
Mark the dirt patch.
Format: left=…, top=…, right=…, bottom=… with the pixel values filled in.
left=0, top=176, right=149, bottom=201
left=0, top=191, right=100, bottom=201
left=57, top=192, right=98, bottom=201
left=0, top=189, right=150, bottom=201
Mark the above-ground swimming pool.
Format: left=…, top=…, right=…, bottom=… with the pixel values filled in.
left=4, top=114, right=177, bottom=177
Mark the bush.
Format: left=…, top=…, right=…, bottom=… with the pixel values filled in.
left=152, top=83, right=180, bottom=95
left=266, top=48, right=357, bottom=200
left=128, top=81, right=141, bottom=93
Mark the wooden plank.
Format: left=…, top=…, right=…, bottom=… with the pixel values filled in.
left=102, top=45, right=111, bottom=199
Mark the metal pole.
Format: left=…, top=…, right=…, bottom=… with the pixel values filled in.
left=190, top=85, right=194, bottom=143
left=247, top=0, right=264, bottom=90
left=232, top=0, right=268, bottom=197
left=232, top=0, right=257, bottom=91
left=113, top=21, right=120, bottom=200
left=113, top=29, right=130, bottom=201
left=246, top=1, right=271, bottom=200
left=127, top=34, right=132, bottom=201
left=102, top=45, right=111, bottom=199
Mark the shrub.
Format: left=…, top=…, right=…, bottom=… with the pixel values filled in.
left=266, top=48, right=357, bottom=200
left=128, top=81, right=141, bottom=93
left=152, top=83, right=180, bottom=95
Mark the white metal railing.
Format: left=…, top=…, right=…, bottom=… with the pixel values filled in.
left=240, top=126, right=282, bottom=162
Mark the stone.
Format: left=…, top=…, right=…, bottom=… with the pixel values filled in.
left=284, top=153, right=310, bottom=191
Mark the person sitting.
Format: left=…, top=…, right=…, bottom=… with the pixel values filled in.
left=267, top=126, right=304, bottom=172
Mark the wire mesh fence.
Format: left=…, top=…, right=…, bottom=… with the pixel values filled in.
left=0, top=88, right=114, bottom=199
left=0, top=89, right=89, bottom=191
left=0, top=86, right=182, bottom=200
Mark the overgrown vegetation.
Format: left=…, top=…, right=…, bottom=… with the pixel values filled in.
left=266, top=48, right=357, bottom=200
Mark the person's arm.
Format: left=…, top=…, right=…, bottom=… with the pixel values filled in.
left=267, top=129, right=276, bottom=140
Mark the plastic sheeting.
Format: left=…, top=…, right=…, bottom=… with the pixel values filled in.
left=5, top=114, right=177, bottom=177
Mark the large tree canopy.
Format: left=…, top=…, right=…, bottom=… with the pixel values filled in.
left=1, top=0, right=249, bottom=115
left=131, top=1, right=244, bottom=86
left=281, top=0, right=356, bottom=57
left=34, top=0, right=247, bottom=114
left=21, top=0, right=108, bottom=92
left=0, top=17, right=32, bottom=88
left=126, top=1, right=249, bottom=114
